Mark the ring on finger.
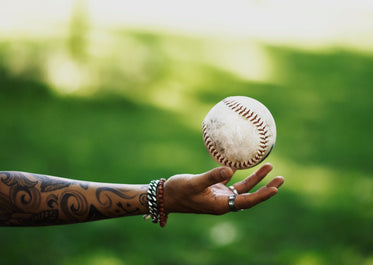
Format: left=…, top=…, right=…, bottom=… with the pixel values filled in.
left=228, top=185, right=239, bottom=195
left=228, top=194, right=238, bottom=212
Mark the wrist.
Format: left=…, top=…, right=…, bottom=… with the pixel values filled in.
left=144, top=178, right=169, bottom=227
left=163, top=179, right=176, bottom=214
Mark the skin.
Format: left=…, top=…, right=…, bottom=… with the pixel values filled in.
left=0, top=163, right=284, bottom=226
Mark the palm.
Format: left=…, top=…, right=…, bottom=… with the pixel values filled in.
left=209, top=183, right=232, bottom=196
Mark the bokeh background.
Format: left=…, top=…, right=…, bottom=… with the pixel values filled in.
left=1, top=0, right=372, bottom=264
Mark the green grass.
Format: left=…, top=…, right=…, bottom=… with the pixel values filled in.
left=0, top=30, right=372, bottom=265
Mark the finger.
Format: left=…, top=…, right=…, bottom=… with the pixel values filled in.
left=266, top=176, right=285, bottom=189
left=252, top=176, right=284, bottom=194
left=190, top=167, right=234, bottom=193
left=233, top=163, right=273, bottom=194
left=235, top=186, right=279, bottom=210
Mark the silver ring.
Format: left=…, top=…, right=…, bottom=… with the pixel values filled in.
left=228, top=185, right=239, bottom=195
left=228, top=194, right=238, bottom=212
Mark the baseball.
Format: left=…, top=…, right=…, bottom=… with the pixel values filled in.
left=202, top=96, right=276, bottom=169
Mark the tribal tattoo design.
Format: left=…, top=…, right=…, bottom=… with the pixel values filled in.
left=0, top=172, right=148, bottom=226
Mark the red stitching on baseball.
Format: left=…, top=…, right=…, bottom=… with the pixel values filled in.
left=243, top=110, right=252, bottom=118
left=203, top=98, right=271, bottom=169
left=249, top=114, right=258, bottom=122
left=223, top=98, right=270, bottom=167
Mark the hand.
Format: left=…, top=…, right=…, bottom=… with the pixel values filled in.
left=164, top=163, right=284, bottom=215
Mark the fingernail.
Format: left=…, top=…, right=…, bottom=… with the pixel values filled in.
left=220, top=168, right=228, bottom=178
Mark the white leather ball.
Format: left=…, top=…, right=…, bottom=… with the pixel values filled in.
left=202, top=96, right=276, bottom=169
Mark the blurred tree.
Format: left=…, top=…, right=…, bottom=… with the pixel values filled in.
left=68, top=0, right=89, bottom=61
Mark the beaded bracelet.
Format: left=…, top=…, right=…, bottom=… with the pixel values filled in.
left=157, top=178, right=168, bottom=228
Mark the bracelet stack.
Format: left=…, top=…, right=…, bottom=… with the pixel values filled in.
left=145, top=178, right=169, bottom=227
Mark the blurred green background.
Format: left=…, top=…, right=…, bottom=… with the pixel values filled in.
left=0, top=1, right=372, bottom=265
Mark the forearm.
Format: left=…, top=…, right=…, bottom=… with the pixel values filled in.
left=0, top=171, right=148, bottom=226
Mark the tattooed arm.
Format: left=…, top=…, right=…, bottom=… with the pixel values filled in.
left=0, top=171, right=148, bottom=226
left=0, top=164, right=284, bottom=226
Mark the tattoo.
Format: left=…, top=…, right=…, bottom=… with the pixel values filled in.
left=60, top=190, right=89, bottom=221
left=139, top=192, right=148, bottom=207
left=117, top=202, right=139, bottom=215
left=96, top=187, right=136, bottom=208
left=87, top=205, right=108, bottom=220
left=31, top=210, right=59, bottom=224
left=0, top=171, right=148, bottom=226
left=38, top=175, right=71, bottom=192
left=1, top=172, right=41, bottom=212
left=46, top=194, right=59, bottom=208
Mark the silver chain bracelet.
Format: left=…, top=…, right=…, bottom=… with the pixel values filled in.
left=144, top=179, right=160, bottom=223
